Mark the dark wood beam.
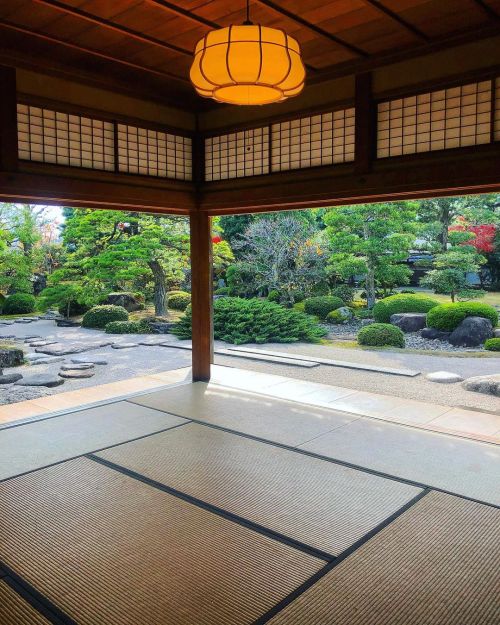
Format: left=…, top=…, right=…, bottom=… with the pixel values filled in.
left=147, top=0, right=219, bottom=29
left=360, top=0, right=430, bottom=42
left=354, top=73, right=376, bottom=175
left=471, top=0, right=500, bottom=20
left=0, top=21, right=190, bottom=84
left=31, top=0, right=192, bottom=57
left=198, top=145, right=500, bottom=214
left=190, top=211, right=213, bottom=382
left=255, top=0, right=368, bottom=57
left=0, top=66, right=18, bottom=172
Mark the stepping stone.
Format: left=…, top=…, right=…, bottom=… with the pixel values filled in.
left=29, top=356, right=65, bottom=365
left=56, top=320, right=80, bottom=327
left=0, top=373, right=23, bottom=384
left=0, top=320, right=14, bottom=325
left=139, top=339, right=168, bottom=346
left=14, top=319, right=33, bottom=324
left=23, top=336, right=42, bottom=342
left=111, top=343, right=138, bottom=349
left=15, top=375, right=64, bottom=387
left=0, top=335, right=16, bottom=339
left=60, top=363, right=94, bottom=371
left=426, top=371, right=464, bottom=384
left=58, top=369, right=95, bottom=379
left=35, top=340, right=113, bottom=356
left=28, top=340, right=58, bottom=347
left=70, top=356, right=108, bottom=365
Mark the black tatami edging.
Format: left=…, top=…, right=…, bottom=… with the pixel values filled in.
left=251, top=488, right=432, bottom=625
left=0, top=562, right=77, bottom=625
left=87, top=453, right=334, bottom=563
left=0, top=420, right=191, bottom=485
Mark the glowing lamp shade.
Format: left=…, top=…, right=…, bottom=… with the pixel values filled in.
left=190, top=25, right=306, bottom=105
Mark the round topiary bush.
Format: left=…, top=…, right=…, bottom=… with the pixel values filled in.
left=373, top=294, right=440, bottom=323
left=105, top=320, right=150, bottom=334
left=358, top=323, right=405, bottom=348
left=267, top=290, right=280, bottom=303
left=173, top=297, right=326, bottom=344
left=82, top=305, right=128, bottom=329
left=484, top=338, right=500, bottom=351
left=426, top=302, right=498, bottom=331
left=168, top=291, right=191, bottom=311
left=303, top=296, right=344, bottom=320
left=3, top=293, right=36, bottom=314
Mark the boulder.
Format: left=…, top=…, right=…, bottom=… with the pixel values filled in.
left=15, top=374, right=64, bottom=387
left=448, top=316, right=493, bottom=347
left=149, top=321, right=176, bottom=334
left=494, top=329, right=500, bottom=338
left=0, top=347, right=24, bottom=368
left=426, top=371, right=464, bottom=384
left=462, top=374, right=500, bottom=396
left=334, top=306, right=353, bottom=323
left=0, top=372, right=23, bottom=384
left=360, top=319, right=375, bottom=327
left=105, top=292, right=141, bottom=312
left=421, top=327, right=452, bottom=341
left=56, top=319, right=80, bottom=327
left=390, top=313, right=427, bottom=333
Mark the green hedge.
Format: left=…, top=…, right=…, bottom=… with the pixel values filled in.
left=303, top=296, right=344, bottom=320
left=426, top=302, right=498, bottom=331
left=484, top=338, right=500, bottom=351
left=358, top=323, right=405, bottom=348
left=168, top=291, right=191, bottom=311
left=82, top=305, right=128, bottom=329
left=172, top=297, right=326, bottom=344
left=3, top=293, right=36, bottom=314
left=373, top=294, right=440, bottom=323
left=105, top=320, right=150, bottom=334
left=0, top=293, right=6, bottom=313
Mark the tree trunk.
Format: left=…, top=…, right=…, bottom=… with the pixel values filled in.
left=148, top=260, right=168, bottom=317
left=363, top=221, right=376, bottom=309
left=439, top=206, right=450, bottom=252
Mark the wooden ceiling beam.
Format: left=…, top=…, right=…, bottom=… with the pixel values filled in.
left=0, top=21, right=190, bottom=84
left=255, top=0, right=368, bottom=57
left=31, top=0, right=192, bottom=57
left=146, top=0, right=219, bottom=29
left=360, top=0, right=430, bottom=42
left=471, top=0, right=500, bottom=20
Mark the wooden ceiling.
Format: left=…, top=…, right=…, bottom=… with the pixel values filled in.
left=0, top=0, right=499, bottom=111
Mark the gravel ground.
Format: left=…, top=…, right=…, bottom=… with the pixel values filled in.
left=1, top=319, right=499, bottom=413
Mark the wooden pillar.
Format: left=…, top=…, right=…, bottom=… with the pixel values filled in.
left=189, top=211, right=213, bottom=382
left=0, top=66, right=18, bottom=172
left=354, top=72, right=376, bottom=175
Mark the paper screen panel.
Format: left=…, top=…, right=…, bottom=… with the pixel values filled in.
left=205, top=127, right=269, bottom=181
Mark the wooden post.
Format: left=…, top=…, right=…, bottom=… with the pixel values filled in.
left=0, top=66, right=18, bottom=172
left=354, top=72, right=376, bottom=175
left=189, top=211, right=213, bottom=381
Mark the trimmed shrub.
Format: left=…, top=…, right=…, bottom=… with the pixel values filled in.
left=168, top=291, right=191, bottom=311
left=303, top=296, right=344, bottom=320
left=82, top=305, right=128, bottom=329
left=331, top=285, right=355, bottom=305
left=214, top=286, right=230, bottom=296
left=484, top=338, right=500, bottom=351
left=400, top=289, right=416, bottom=294
left=0, top=293, right=6, bottom=313
left=267, top=290, right=280, bottom=303
left=427, top=302, right=499, bottom=331
left=358, top=323, right=405, bottom=348
left=3, top=293, right=36, bottom=314
left=172, top=297, right=326, bottom=344
left=373, top=294, right=440, bottom=323
left=105, top=320, right=150, bottom=334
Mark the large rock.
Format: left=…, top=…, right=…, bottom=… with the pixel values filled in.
left=56, top=319, right=80, bottom=327
left=149, top=321, right=176, bottom=334
left=421, top=327, right=451, bottom=341
left=390, top=313, right=427, bottom=333
left=494, top=329, right=500, bottom=338
left=449, top=316, right=493, bottom=347
left=0, top=347, right=24, bottom=368
left=462, top=374, right=500, bottom=396
left=15, top=374, right=64, bottom=387
left=0, top=372, right=23, bottom=384
left=105, top=292, right=141, bottom=312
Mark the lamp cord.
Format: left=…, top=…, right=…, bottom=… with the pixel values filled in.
left=243, top=0, right=252, bottom=25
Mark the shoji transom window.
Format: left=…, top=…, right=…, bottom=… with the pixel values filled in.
left=271, top=108, right=355, bottom=172
left=495, top=78, right=500, bottom=141
left=205, top=127, right=270, bottom=181
left=117, top=124, right=192, bottom=180
left=17, top=104, right=115, bottom=171
left=377, top=80, right=492, bottom=158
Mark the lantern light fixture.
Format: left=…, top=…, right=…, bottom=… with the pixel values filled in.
left=190, top=0, right=306, bottom=105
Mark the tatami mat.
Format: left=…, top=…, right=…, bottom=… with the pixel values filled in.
left=299, top=419, right=500, bottom=506
left=0, top=457, right=323, bottom=625
left=129, top=383, right=357, bottom=446
left=0, top=401, right=187, bottom=480
left=0, top=581, right=51, bottom=625
left=98, top=423, right=422, bottom=556
left=268, top=491, right=500, bottom=625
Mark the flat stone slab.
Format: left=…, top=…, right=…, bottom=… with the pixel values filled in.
left=426, top=371, right=464, bottom=384
left=15, top=374, right=65, bottom=387
left=111, top=343, right=138, bottom=349
left=0, top=373, right=23, bottom=384
left=28, top=340, right=58, bottom=347
left=0, top=320, right=14, bottom=325
left=28, top=356, right=65, bottom=365
left=70, top=356, right=108, bottom=365
left=14, top=319, right=34, bottom=324
left=139, top=339, right=171, bottom=346
left=22, top=336, right=42, bottom=341
left=60, top=363, right=95, bottom=371
left=58, top=370, right=95, bottom=379
left=35, top=340, right=113, bottom=356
